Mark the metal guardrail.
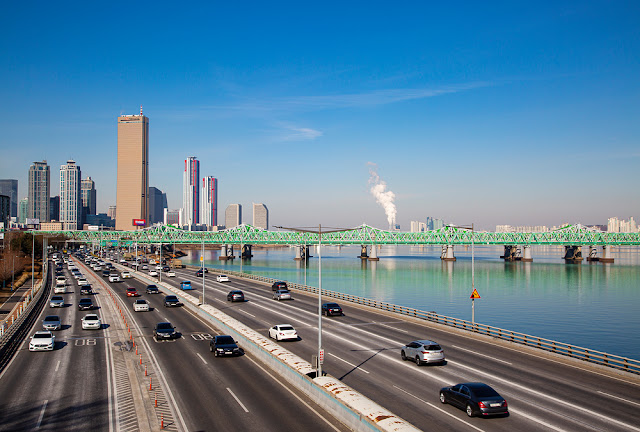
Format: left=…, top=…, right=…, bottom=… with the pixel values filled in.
left=204, top=266, right=640, bottom=375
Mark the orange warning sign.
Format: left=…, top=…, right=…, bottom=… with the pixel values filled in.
left=470, top=289, right=481, bottom=299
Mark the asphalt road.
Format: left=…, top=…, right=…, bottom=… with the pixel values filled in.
left=157, top=266, right=640, bottom=432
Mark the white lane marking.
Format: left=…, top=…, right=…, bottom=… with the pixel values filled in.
left=227, top=388, right=249, bottom=413
left=451, top=345, right=513, bottom=365
left=378, top=323, right=409, bottom=333
left=196, top=353, right=208, bottom=365
left=597, top=391, right=640, bottom=407
left=245, top=356, right=342, bottom=432
left=327, top=353, right=370, bottom=373
left=393, top=386, right=486, bottom=432
left=445, top=359, right=640, bottom=432
left=239, top=310, right=256, bottom=318
left=35, top=400, right=48, bottom=429
left=55, top=360, right=61, bottom=372
left=163, top=316, right=170, bottom=322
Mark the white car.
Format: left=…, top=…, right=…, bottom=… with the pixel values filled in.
left=54, top=285, right=66, bottom=294
left=216, top=274, right=230, bottom=283
left=156, top=264, right=163, bottom=270
left=94, top=265, right=102, bottom=271
left=49, top=296, right=64, bottom=307
left=149, top=270, right=158, bottom=277
left=55, top=276, right=66, bottom=287
left=29, top=331, right=55, bottom=351
left=133, top=299, right=150, bottom=312
left=268, top=324, right=298, bottom=341
left=78, top=278, right=90, bottom=286
left=81, top=314, right=102, bottom=330
left=273, top=290, right=292, bottom=301
left=121, top=271, right=132, bottom=279
left=167, top=271, right=176, bottom=277
left=109, top=274, right=121, bottom=283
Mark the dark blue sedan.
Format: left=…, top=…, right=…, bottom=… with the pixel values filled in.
left=439, top=382, right=508, bottom=417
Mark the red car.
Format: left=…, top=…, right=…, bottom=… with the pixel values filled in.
left=126, top=287, right=139, bottom=297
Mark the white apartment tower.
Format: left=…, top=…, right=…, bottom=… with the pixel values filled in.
left=201, top=176, right=218, bottom=227
left=225, top=204, right=242, bottom=229
left=252, top=203, right=268, bottom=230
left=60, top=160, right=82, bottom=230
left=28, top=160, right=50, bottom=223
left=182, top=157, right=200, bottom=225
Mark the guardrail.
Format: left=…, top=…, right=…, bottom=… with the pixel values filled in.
left=0, top=276, right=46, bottom=339
left=201, top=266, right=640, bottom=375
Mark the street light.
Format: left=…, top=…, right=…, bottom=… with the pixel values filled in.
left=275, top=224, right=354, bottom=378
left=449, top=223, right=476, bottom=324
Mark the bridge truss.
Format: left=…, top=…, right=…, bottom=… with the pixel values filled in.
left=34, top=224, right=640, bottom=246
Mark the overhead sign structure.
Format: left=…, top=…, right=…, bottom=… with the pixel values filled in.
left=470, top=289, right=481, bottom=299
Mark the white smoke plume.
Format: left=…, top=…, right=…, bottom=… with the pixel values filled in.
left=367, top=162, right=397, bottom=228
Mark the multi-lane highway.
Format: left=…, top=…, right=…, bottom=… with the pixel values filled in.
left=152, top=264, right=640, bottom=432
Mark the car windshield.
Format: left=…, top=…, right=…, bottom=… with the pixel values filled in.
left=326, top=303, right=339, bottom=308
left=147, top=285, right=157, bottom=289
left=470, top=385, right=500, bottom=398
left=157, top=323, right=173, bottom=329
left=51, top=297, right=63, bottom=301
left=44, top=316, right=59, bottom=321
left=166, top=296, right=178, bottom=301
left=80, top=299, right=92, bottom=304
left=135, top=300, right=147, bottom=304
left=217, top=336, right=235, bottom=344
left=424, top=344, right=441, bottom=350
left=279, top=326, right=294, bottom=331
left=34, top=333, right=51, bottom=339
left=85, top=315, right=98, bottom=320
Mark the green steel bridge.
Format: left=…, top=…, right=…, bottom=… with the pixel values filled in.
left=34, top=223, right=640, bottom=246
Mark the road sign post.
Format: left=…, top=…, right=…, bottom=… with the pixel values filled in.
left=470, top=288, right=481, bottom=325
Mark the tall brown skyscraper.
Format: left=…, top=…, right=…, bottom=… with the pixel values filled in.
left=116, top=108, right=149, bottom=231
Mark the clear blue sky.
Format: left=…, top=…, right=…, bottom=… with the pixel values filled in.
left=1, top=1, right=638, bottom=230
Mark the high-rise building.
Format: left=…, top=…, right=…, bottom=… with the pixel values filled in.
left=252, top=203, right=268, bottom=230
left=0, top=179, right=18, bottom=217
left=225, top=204, right=242, bottom=228
left=28, top=160, right=50, bottom=223
left=108, top=205, right=116, bottom=220
left=201, top=176, right=218, bottom=227
left=164, top=209, right=181, bottom=225
left=182, top=157, right=200, bottom=226
left=49, top=196, right=60, bottom=221
left=60, top=160, right=82, bottom=230
left=0, top=195, right=9, bottom=229
left=19, top=197, right=28, bottom=224
left=116, top=109, right=149, bottom=230
left=148, top=186, right=167, bottom=224
left=81, top=177, right=97, bottom=221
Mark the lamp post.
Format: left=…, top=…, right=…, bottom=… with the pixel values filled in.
left=450, top=223, right=477, bottom=324
left=201, top=236, right=205, bottom=305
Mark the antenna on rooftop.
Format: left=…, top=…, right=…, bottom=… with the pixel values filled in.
left=140, top=105, right=143, bottom=115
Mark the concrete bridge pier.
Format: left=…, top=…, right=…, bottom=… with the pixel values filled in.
left=600, top=244, right=614, bottom=263
left=522, top=245, right=533, bottom=262
left=501, top=245, right=520, bottom=261
left=241, top=244, right=252, bottom=259
left=219, top=244, right=234, bottom=260
left=368, top=245, right=379, bottom=261
left=563, top=245, right=583, bottom=262
left=294, top=245, right=311, bottom=261
left=586, top=245, right=599, bottom=262
left=441, top=244, right=456, bottom=261
left=359, top=245, right=369, bottom=260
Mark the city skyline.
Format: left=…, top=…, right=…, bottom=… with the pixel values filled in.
left=1, top=3, right=639, bottom=231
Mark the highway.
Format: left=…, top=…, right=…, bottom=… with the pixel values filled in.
left=154, top=265, right=640, bottom=432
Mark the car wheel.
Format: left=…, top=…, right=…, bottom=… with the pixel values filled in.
left=401, top=350, right=407, bottom=361
left=439, top=392, right=446, bottom=404
left=415, top=356, right=423, bottom=366
left=209, top=344, right=213, bottom=352
left=466, top=404, right=475, bottom=417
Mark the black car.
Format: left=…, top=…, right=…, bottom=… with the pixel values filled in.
left=80, top=286, right=92, bottom=295
left=146, top=285, right=159, bottom=294
left=154, top=322, right=177, bottom=339
left=102, top=270, right=110, bottom=277
left=439, top=383, right=508, bottom=417
left=227, top=290, right=245, bottom=302
left=164, top=295, right=181, bottom=307
left=78, top=298, right=94, bottom=310
left=272, top=281, right=287, bottom=291
left=209, top=335, right=243, bottom=357
left=162, top=266, right=170, bottom=272
left=322, top=302, right=343, bottom=316
left=195, top=267, right=209, bottom=277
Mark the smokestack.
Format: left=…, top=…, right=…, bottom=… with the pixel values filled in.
left=367, top=162, right=397, bottom=229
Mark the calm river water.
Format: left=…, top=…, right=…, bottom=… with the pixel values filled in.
left=182, top=244, right=640, bottom=359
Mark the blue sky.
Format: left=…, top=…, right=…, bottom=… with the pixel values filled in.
left=1, top=1, right=638, bottom=230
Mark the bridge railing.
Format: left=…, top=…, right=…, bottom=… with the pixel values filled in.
left=207, top=267, right=640, bottom=375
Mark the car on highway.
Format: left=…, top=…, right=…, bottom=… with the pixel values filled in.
left=155, top=264, right=163, bottom=270
left=164, top=295, right=181, bottom=307
left=148, top=270, right=159, bottom=277
left=268, top=324, right=298, bottom=341
left=133, top=299, right=150, bottom=312
left=121, top=271, right=132, bottom=279
left=216, top=274, right=230, bottom=283
left=146, top=284, right=159, bottom=294
left=272, top=281, right=287, bottom=291
left=81, top=314, right=102, bottom=330
left=195, top=268, right=209, bottom=277
left=167, top=270, right=176, bottom=277
left=49, top=296, right=65, bottom=308
left=162, top=265, right=170, bottom=272
left=102, top=270, right=111, bottom=277
left=80, top=285, right=92, bottom=295
left=439, top=383, right=508, bottom=417
left=78, top=278, right=89, bottom=286
left=55, top=276, right=66, bottom=286
left=321, top=302, right=343, bottom=316
left=29, top=331, right=55, bottom=351
left=126, top=287, right=139, bottom=297
left=154, top=322, right=177, bottom=340
left=273, top=289, right=292, bottom=301
left=141, top=264, right=148, bottom=270
left=401, top=340, right=446, bottom=365
left=54, top=285, right=66, bottom=294
left=209, top=335, right=243, bottom=357
left=227, top=290, right=244, bottom=302
left=180, top=281, right=193, bottom=290
left=109, top=273, right=121, bottom=283
left=42, top=315, right=61, bottom=331
left=78, top=298, right=95, bottom=310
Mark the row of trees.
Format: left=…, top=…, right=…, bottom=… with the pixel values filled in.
left=0, top=232, right=44, bottom=289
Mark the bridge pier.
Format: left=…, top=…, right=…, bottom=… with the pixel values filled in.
left=294, top=245, right=310, bottom=261
left=501, top=245, right=521, bottom=261
left=241, top=244, right=252, bottom=259
left=586, top=245, right=598, bottom=262
left=563, top=245, right=582, bottom=263
left=441, top=244, right=456, bottom=261
left=368, top=245, right=379, bottom=261
left=600, top=244, right=614, bottom=263
left=522, top=245, right=533, bottom=262
left=359, top=245, right=368, bottom=260
left=219, top=244, right=234, bottom=260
